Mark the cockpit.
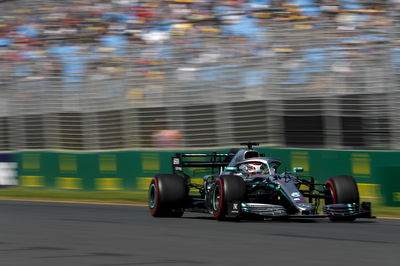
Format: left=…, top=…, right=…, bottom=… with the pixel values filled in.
left=239, top=162, right=268, bottom=176
left=236, top=158, right=280, bottom=177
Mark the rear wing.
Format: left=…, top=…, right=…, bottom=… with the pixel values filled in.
left=172, top=153, right=231, bottom=175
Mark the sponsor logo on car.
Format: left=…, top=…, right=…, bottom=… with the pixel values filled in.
left=291, top=192, right=301, bottom=197
left=294, top=198, right=306, bottom=201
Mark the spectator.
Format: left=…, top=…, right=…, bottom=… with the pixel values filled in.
left=0, top=0, right=394, bottom=103
left=151, top=119, right=182, bottom=148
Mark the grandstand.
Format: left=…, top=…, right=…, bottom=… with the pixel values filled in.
left=0, top=0, right=398, bottom=150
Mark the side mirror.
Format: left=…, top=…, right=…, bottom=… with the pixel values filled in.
left=224, top=166, right=238, bottom=171
left=293, top=167, right=304, bottom=173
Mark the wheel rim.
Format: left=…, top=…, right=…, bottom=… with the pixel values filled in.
left=149, top=183, right=157, bottom=209
left=326, top=180, right=336, bottom=204
left=212, top=183, right=221, bottom=212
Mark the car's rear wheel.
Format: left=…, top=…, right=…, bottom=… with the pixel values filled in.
left=149, top=174, right=187, bottom=217
left=325, top=175, right=360, bottom=222
left=211, top=175, right=246, bottom=221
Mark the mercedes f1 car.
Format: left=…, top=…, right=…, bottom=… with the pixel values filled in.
left=148, top=143, right=373, bottom=221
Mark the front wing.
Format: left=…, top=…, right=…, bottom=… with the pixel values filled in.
left=226, top=201, right=374, bottom=219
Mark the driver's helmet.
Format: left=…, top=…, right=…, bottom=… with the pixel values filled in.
left=242, top=162, right=266, bottom=176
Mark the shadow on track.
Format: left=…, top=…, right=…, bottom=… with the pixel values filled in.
left=181, top=215, right=377, bottom=224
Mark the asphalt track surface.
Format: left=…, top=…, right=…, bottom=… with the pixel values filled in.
left=1, top=200, right=399, bottom=266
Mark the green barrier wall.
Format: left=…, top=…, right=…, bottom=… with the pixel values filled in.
left=16, top=148, right=400, bottom=206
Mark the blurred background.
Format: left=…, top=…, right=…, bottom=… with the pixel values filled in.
left=0, top=0, right=398, bottom=150
left=1, top=0, right=400, bottom=209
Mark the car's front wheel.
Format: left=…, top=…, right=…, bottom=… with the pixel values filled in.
left=325, top=175, right=360, bottom=222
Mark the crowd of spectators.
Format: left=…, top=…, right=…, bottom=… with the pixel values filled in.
left=0, top=0, right=397, bottom=107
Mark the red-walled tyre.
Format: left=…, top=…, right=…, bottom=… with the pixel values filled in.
left=325, top=175, right=360, bottom=222
left=211, top=175, right=246, bottom=221
left=149, top=174, right=187, bottom=217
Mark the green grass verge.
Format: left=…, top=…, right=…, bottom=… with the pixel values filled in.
left=0, top=188, right=399, bottom=218
left=366, top=199, right=400, bottom=218
left=0, top=188, right=148, bottom=204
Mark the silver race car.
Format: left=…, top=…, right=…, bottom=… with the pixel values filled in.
left=148, top=143, right=373, bottom=221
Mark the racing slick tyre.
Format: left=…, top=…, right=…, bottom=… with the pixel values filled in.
left=149, top=174, right=187, bottom=218
left=211, top=175, right=246, bottom=221
left=325, top=175, right=360, bottom=222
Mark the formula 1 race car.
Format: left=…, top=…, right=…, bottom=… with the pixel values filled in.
left=148, top=143, right=373, bottom=221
